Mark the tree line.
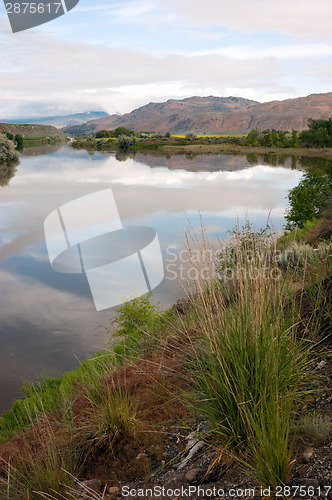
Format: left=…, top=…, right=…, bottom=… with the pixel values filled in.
left=246, top=118, right=332, bottom=148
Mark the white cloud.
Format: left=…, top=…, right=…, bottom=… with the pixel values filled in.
left=0, top=30, right=287, bottom=117
left=187, top=43, right=332, bottom=61
left=0, top=0, right=331, bottom=118
left=154, top=0, right=332, bottom=42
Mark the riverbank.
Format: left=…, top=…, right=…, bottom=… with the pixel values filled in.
left=0, top=209, right=330, bottom=498
left=161, top=143, right=332, bottom=158
left=72, top=137, right=332, bottom=160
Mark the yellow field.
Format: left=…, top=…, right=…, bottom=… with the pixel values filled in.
left=172, top=134, right=247, bottom=138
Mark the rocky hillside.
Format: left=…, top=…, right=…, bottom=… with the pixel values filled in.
left=80, top=92, right=332, bottom=135
left=86, top=96, right=258, bottom=134
left=0, top=123, right=66, bottom=138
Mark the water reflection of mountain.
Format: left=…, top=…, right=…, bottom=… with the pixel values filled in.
left=20, top=142, right=64, bottom=157
left=133, top=153, right=305, bottom=172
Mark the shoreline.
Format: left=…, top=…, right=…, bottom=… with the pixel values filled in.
left=72, top=140, right=332, bottom=159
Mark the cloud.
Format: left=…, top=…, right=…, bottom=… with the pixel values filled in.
left=0, top=29, right=286, bottom=117
left=154, top=0, right=332, bottom=42
left=0, top=0, right=331, bottom=118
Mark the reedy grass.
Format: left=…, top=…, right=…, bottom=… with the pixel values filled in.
left=76, top=378, right=139, bottom=452
left=0, top=411, right=83, bottom=499
left=180, top=219, right=316, bottom=489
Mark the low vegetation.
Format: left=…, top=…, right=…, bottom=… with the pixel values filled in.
left=0, top=154, right=331, bottom=498
left=0, top=133, right=20, bottom=186
left=0, top=133, right=20, bottom=163
left=71, top=119, right=332, bottom=161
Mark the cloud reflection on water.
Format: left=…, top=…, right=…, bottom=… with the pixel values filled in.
left=0, top=146, right=303, bottom=413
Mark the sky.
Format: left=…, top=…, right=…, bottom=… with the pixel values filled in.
left=0, top=0, right=332, bottom=119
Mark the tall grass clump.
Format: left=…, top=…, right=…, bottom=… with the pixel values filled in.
left=75, top=376, right=139, bottom=452
left=182, top=219, right=315, bottom=489
left=0, top=412, right=83, bottom=499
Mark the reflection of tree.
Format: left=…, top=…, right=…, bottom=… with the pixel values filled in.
left=185, top=152, right=197, bottom=161
left=246, top=153, right=259, bottom=165
left=115, top=150, right=136, bottom=162
left=0, top=160, right=19, bottom=187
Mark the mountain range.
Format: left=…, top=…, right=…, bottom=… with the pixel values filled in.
left=1, top=111, right=108, bottom=129
left=68, top=92, right=332, bottom=135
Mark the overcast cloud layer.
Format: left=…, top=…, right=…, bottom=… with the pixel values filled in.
left=0, top=0, right=331, bottom=118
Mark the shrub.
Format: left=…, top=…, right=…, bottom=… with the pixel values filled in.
left=118, top=134, right=136, bottom=150
left=0, top=134, right=20, bottom=163
left=295, top=413, right=332, bottom=444
left=108, top=292, right=160, bottom=339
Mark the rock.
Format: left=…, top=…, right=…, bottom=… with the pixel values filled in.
left=176, top=441, right=205, bottom=470
left=305, top=478, right=320, bottom=488
left=302, top=447, right=314, bottom=463
left=185, top=468, right=203, bottom=482
left=295, top=465, right=307, bottom=478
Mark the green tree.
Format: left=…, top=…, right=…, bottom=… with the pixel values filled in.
left=95, top=130, right=112, bottom=138
left=245, top=129, right=260, bottom=146
left=14, top=134, right=24, bottom=151
left=284, top=169, right=331, bottom=229
left=262, top=131, right=273, bottom=147
left=112, top=127, right=136, bottom=138
left=291, top=130, right=299, bottom=148
left=300, top=118, right=332, bottom=148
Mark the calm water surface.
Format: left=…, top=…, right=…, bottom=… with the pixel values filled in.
left=0, top=145, right=304, bottom=413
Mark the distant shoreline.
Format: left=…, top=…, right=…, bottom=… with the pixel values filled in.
left=72, top=139, right=332, bottom=159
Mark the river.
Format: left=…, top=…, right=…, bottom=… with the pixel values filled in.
left=0, top=144, right=304, bottom=414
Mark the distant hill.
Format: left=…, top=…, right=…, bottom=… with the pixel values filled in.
left=85, top=96, right=259, bottom=134
left=1, top=111, right=109, bottom=129
left=66, top=93, right=332, bottom=135
left=0, top=122, right=66, bottom=138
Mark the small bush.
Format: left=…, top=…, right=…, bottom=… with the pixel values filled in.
left=296, top=413, right=332, bottom=444
left=118, top=134, right=136, bottom=150
left=0, top=134, right=20, bottom=163
left=108, top=292, right=160, bottom=339
left=276, top=241, right=330, bottom=271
